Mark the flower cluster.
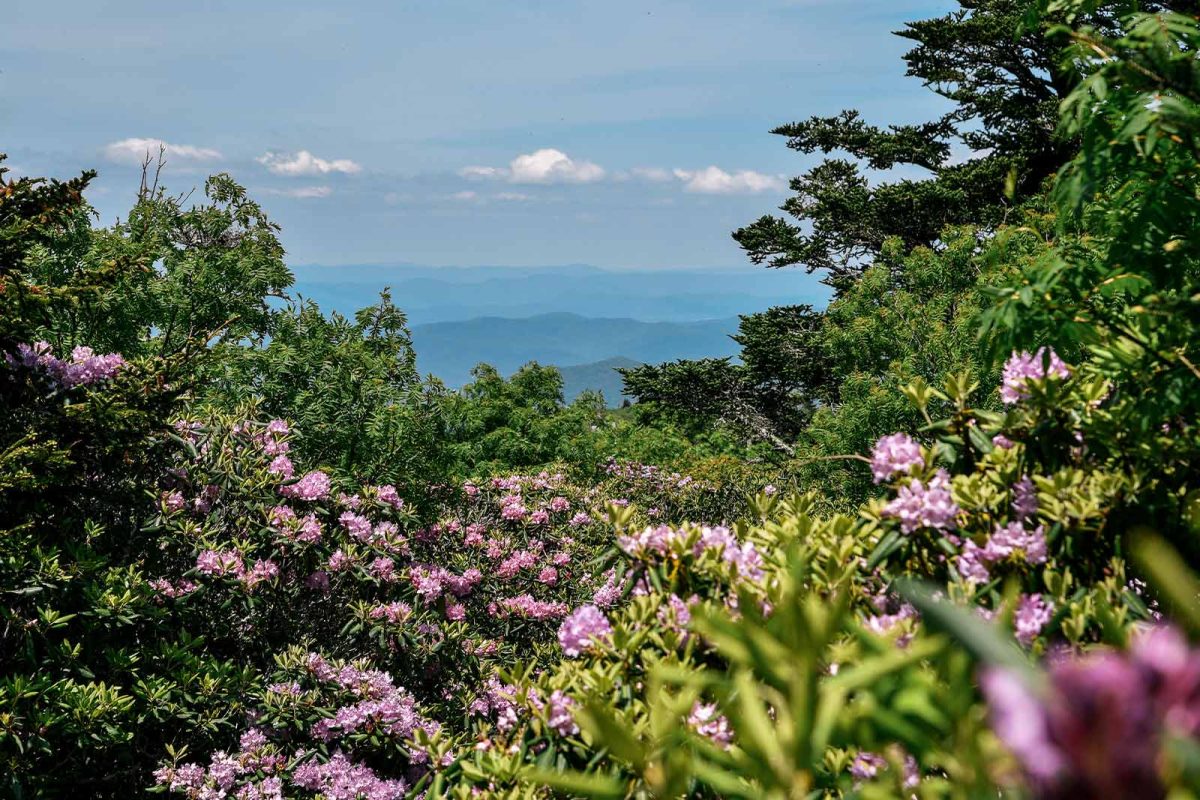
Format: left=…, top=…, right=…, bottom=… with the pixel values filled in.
left=5, top=340, right=126, bottom=388
left=1000, top=347, right=1071, bottom=404
left=982, top=626, right=1200, bottom=797
left=881, top=470, right=959, bottom=533
left=558, top=605, right=613, bottom=656
left=870, top=433, right=924, bottom=484
left=956, top=521, right=1047, bottom=585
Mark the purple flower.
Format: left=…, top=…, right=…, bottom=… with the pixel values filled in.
left=849, top=752, right=888, bottom=782
left=558, top=605, right=613, bottom=656
left=280, top=470, right=331, bottom=501
left=268, top=455, right=294, bottom=479
left=1012, top=477, right=1039, bottom=522
left=375, top=484, right=404, bottom=509
left=883, top=470, right=959, bottom=533
left=1014, top=594, right=1054, bottom=646
left=162, top=491, right=185, bottom=513
left=546, top=690, right=579, bottom=736
left=688, top=702, right=733, bottom=748
left=1001, top=347, right=1070, bottom=404
left=870, top=433, right=925, bottom=484
left=981, top=651, right=1163, bottom=797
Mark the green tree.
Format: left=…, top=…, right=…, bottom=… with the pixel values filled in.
left=733, top=0, right=1187, bottom=289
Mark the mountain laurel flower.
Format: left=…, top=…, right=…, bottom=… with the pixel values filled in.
left=882, top=470, right=959, bottom=533
left=870, top=433, right=925, bottom=483
left=280, top=470, right=331, bottom=501
left=1001, top=347, right=1071, bottom=404
left=558, top=605, right=613, bottom=656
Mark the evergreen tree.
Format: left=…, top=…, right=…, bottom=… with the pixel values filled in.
left=733, top=0, right=1189, bottom=289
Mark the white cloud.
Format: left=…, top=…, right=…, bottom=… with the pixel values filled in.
left=460, top=148, right=604, bottom=185
left=494, top=191, right=530, bottom=201
left=630, top=166, right=672, bottom=182
left=257, top=150, right=362, bottom=176
left=451, top=190, right=478, bottom=201
left=510, top=148, right=603, bottom=184
left=672, top=166, right=785, bottom=194
left=265, top=185, right=332, bottom=199
left=104, top=137, right=222, bottom=165
left=458, top=165, right=504, bottom=180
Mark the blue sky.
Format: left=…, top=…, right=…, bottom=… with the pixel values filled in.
left=5, top=0, right=953, bottom=268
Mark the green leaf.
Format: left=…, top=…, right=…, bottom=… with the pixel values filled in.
left=522, top=768, right=626, bottom=800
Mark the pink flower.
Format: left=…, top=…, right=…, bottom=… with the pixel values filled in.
left=376, top=484, right=405, bottom=510
left=870, top=433, right=924, bottom=484
left=196, top=549, right=243, bottom=577
left=688, top=702, right=733, bottom=748
left=280, top=470, right=331, bottom=501
left=162, top=490, right=185, bottom=513
left=546, top=690, right=579, bottom=736
left=1015, top=594, right=1054, bottom=646
left=883, top=470, right=959, bottom=533
left=268, top=455, right=294, bottom=479
left=1001, top=347, right=1071, bottom=404
left=558, top=605, right=613, bottom=657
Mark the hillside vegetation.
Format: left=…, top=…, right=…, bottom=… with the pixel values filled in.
left=4, top=3, right=1200, bottom=799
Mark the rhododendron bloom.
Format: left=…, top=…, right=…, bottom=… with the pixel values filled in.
left=546, top=690, right=579, bottom=736
left=1015, top=594, right=1054, bottom=646
left=375, top=484, right=404, bottom=509
left=558, top=605, right=612, bottom=656
left=196, top=549, right=243, bottom=577
left=280, top=470, right=331, bottom=501
left=268, top=455, right=294, bottom=479
left=1001, top=347, right=1070, bottom=404
left=883, top=470, right=959, bottom=533
left=870, top=433, right=924, bottom=483
left=162, top=491, right=185, bottom=513
left=688, top=702, right=733, bottom=748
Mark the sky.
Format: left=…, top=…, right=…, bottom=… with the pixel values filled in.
left=4, top=0, right=954, bottom=269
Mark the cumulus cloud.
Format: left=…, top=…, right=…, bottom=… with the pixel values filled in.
left=257, top=150, right=362, bottom=176
left=672, top=166, right=785, bottom=194
left=104, top=137, right=222, bottom=165
left=460, top=148, right=604, bottom=184
left=264, top=185, right=332, bottom=199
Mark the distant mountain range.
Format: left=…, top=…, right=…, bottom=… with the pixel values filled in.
left=291, top=263, right=827, bottom=325
left=290, top=264, right=827, bottom=405
left=559, top=356, right=641, bottom=404
left=410, top=313, right=739, bottom=393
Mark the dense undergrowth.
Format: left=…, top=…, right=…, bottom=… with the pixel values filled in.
left=4, top=1, right=1200, bottom=798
